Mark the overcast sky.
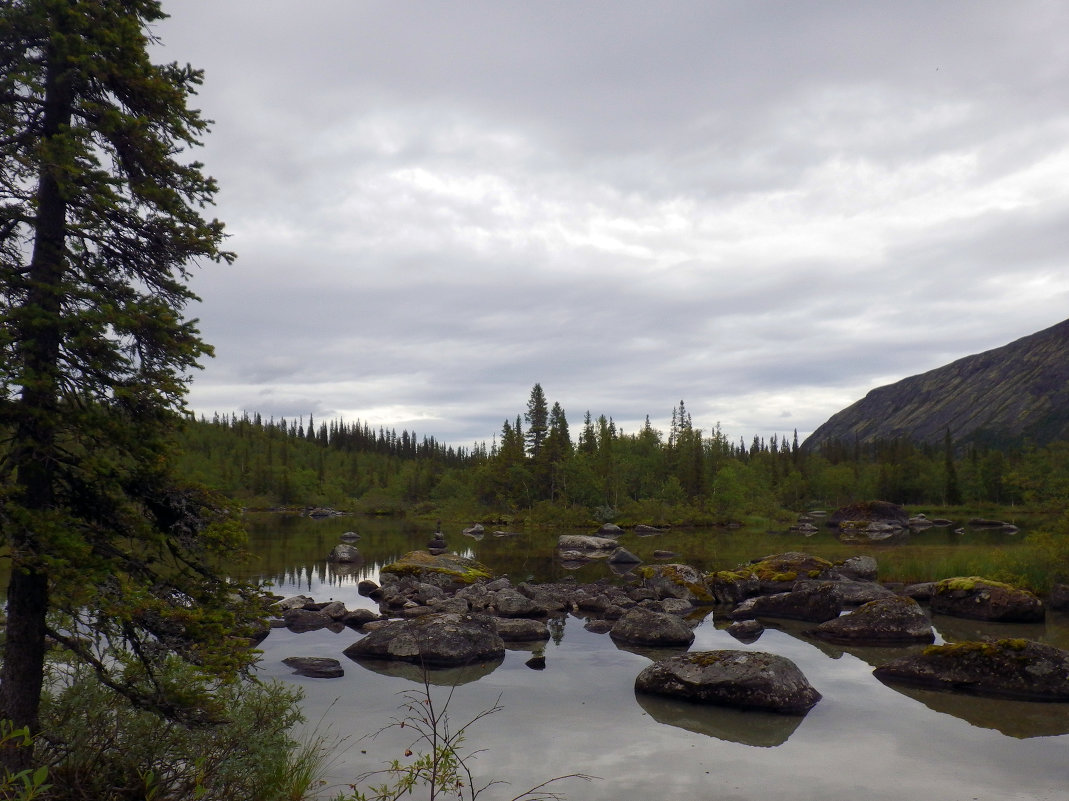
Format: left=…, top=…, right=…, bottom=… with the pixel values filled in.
left=154, top=1, right=1069, bottom=449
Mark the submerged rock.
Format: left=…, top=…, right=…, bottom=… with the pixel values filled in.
left=929, top=576, right=1044, bottom=622
left=809, top=596, right=935, bottom=645
left=873, top=639, right=1069, bottom=701
left=635, top=651, right=821, bottom=714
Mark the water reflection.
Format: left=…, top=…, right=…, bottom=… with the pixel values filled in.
left=881, top=683, right=1069, bottom=739
left=242, top=512, right=1069, bottom=787
left=346, top=656, right=503, bottom=686
left=634, top=692, right=806, bottom=747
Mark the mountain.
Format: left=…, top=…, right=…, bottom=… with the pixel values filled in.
left=803, top=318, right=1069, bottom=451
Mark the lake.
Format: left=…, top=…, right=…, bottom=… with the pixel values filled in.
left=244, top=514, right=1069, bottom=801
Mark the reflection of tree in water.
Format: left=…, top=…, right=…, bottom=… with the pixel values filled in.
left=634, top=692, right=805, bottom=747
left=548, top=615, right=567, bottom=646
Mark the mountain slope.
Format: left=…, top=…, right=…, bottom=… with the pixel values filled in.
left=803, top=318, right=1069, bottom=451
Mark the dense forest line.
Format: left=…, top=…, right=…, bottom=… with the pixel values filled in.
left=174, top=384, right=1069, bottom=525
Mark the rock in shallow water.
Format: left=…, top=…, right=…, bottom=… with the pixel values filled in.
left=282, top=656, right=344, bottom=678
left=872, top=639, right=1069, bottom=701
left=635, top=650, right=821, bottom=714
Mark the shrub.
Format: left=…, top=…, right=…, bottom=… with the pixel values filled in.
left=37, top=660, right=328, bottom=801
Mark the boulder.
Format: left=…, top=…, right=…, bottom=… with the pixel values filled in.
left=809, top=596, right=935, bottom=645
left=462, top=523, right=485, bottom=536
left=379, top=551, right=492, bottom=589
left=339, top=531, right=361, bottom=541
left=835, top=555, right=878, bottom=581
left=327, top=543, right=361, bottom=563
left=492, top=589, right=542, bottom=618
left=357, top=579, right=380, bottom=597
left=597, top=523, right=624, bottom=537
left=634, top=524, right=667, bottom=535
left=827, top=501, right=909, bottom=528
left=873, top=639, right=1069, bottom=701
left=275, top=594, right=315, bottom=612
left=342, top=608, right=381, bottom=629
left=608, top=548, right=642, bottom=565
left=930, top=577, right=1044, bottom=622
left=729, top=582, right=842, bottom=623
left=902, top=581, right=937, bottom=601
left=707, top=552, right=834, bottom=604
left=794, top=577, right=895, bottom=606
left=557, top=534, right=619, bottom=551
left=635, top=651, right=821, bottom=714
left=726, top=619, right=764, bottom=643
left=283, top=608, right=334, bottom=633
left=609, top=607, right=695, bottom=648
left=837, top=521, right=905, bottom=543
left=637, top=564, right=714, bottom=603
left=282, top=656, right=344, bottom=678
left=343, top=612, right=505, bottom=667
left=494, top=618, right=551, bottom=642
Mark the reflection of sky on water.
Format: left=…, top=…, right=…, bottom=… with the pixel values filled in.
left=248, top=518, right=1069, bottom=800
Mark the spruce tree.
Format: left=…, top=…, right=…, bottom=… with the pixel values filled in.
left=0, top=0, right=264, bottom=771
left=524, top=382, right=549, bottom=458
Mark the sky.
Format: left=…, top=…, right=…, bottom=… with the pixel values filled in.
left=154, top=1, right=1069, bottom=449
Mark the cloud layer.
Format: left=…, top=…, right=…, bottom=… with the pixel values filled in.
left=157, top=1, right=1069, bottom=445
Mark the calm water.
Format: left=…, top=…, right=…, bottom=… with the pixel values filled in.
left=245, top=515, right=1069, bottom=801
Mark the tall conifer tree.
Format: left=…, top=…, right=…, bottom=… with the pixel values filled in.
left=0, top=0, right=264, bottom=771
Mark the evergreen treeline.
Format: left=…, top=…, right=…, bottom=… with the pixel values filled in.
left=174, top=384, right=1069, bottom=522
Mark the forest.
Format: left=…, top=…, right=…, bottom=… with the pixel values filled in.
left=173, top=383, right=1069, bottom=527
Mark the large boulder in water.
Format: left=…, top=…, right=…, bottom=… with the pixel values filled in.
left=929, top=576, right=1044, bottom=622
left=343, top=612, right=504, bottom=667
left=729, top=582, right=842, bottom=623
left=827, top=500, right=908, bottom=528
left=809, top=596, right=935, bottom=645
left=379, top=551, right=492, bottom=590
left=873, top=639, right=1069, bottom=701
left=636, top=563, right=714, bottom=603
left=635, top=651, right=821, bottom=714
left=609, top=607, right=695, bottom=648
left=707, top=552, right=834, bottom=604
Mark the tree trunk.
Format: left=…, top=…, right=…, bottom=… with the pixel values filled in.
left=0, top=22, right=71, bottom=775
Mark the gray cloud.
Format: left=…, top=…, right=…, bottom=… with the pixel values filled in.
left=159, top=1, right=1069, bottom=445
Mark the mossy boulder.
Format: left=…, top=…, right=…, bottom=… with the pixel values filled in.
left=635, top=651, right=822, bottom=714
left=873, top=639, right=1069, bottom=701
left=809, top=595, right=935, bottom=645
left=637, top=563, right=714, bottom=603
left=707, top=552, right=834, bottom=604
left=930, top=576, right=1044, bottom=622
left=379, top=550, right=492, bottom=590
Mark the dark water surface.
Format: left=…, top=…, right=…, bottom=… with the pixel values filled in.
left=245, top=515, right=1069, bottom=801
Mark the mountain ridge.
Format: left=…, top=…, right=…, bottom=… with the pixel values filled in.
left=803, top=318, right=1069, bottom=451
